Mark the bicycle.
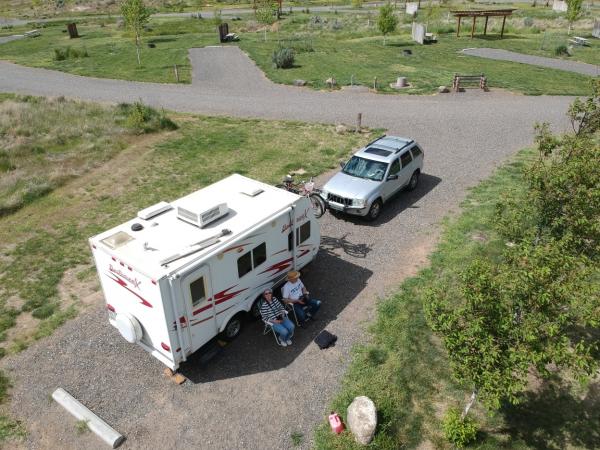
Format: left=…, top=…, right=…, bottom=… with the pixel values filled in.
left=275, top=175, right=326, bottom=218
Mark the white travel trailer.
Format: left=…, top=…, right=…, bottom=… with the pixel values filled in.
left=89, top=174, right=320, bottom=370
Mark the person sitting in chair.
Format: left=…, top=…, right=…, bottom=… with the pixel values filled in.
left=282, top=270, right=321, bottom=325
left=259, top=288, right=294, bottom=347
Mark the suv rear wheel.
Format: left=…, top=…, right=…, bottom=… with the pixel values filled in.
left=407, top=170, right=420, bottom=191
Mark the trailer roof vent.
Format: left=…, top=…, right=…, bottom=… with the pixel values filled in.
left=177, top=202, right=229, bottom=228
left=137, top=201, right=173, bottom=220
left=240, top=187, right=264, bottom=197
left=101, top=231, right=134, bottom=249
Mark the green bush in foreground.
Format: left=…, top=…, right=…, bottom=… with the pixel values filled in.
left=272, top=47, right=295, bottom=69
left=119, top=101, right=178, bottom=134
left=554, top=44, right=569, bottom=56
left=53, top=47, right=89, bottom=61
left=442, top=408, right=478, bottom=448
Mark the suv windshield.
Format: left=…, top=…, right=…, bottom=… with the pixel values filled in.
left=342, top=156, right=388, bottom=181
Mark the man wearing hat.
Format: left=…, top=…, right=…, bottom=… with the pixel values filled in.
left=282, top=270, right=321, bottom=325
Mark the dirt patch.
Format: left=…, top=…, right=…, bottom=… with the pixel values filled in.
left=57, top=264, right=102, bottom=308
left=4, top=312, right=38, bottom=345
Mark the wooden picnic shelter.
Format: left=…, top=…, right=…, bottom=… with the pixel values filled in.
left=451, top=9, right=516, bottom=39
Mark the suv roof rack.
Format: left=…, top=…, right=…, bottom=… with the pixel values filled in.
left=394, top=140, right=414, bottom=154
left=365, top=134, right=386, bottom=148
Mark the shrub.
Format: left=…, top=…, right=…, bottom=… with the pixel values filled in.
left=442, top=408, right=478, bottom=448
left=53, top=47, right=89, bottom=61
left=272, top=47, right=295, bottom=69
left=554, top=44, right=569, bottom=56
left=31, top=304, right=57, bottom=320
left=119, top=102, right=178, bottom=134
left=523, top=17, right=534, bottom=27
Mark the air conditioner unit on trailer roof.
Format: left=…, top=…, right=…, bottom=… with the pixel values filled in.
left=177, top=202, right=229, bottom=228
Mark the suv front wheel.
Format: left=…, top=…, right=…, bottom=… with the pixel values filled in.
left=366, top=199, right=382, bottom=221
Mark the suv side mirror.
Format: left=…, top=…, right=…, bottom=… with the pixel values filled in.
left=387, top=174, right=398, bottom=181
left=339, top=160, right=346, bottom=169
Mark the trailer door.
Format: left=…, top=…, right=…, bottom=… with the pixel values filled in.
left=182, top=266, right=217, bottom=352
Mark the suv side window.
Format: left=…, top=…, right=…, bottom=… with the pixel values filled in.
left=400, top=151, right=413, bottom=168
left=389, top=159, right=400, bottom=176
left=411, top=146, right=423, bottom=158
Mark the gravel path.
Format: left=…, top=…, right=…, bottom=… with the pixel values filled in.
left=0, top=48, right=574, bottom=449
left=0, top=35, right=24, bottom=44
left=462, top=47, right=600, bottom=77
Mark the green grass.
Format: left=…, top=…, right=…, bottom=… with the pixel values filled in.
left=0, top=10, right=595, bottom=94
left=314, top=149, right=599, bottom=449
left=0, top=95, right=175, bottom=217
left=0, top=371, right=26, bottom=442
left=0, top=98, right=377, bottom=355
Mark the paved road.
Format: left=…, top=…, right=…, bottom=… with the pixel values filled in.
left=462, top=47, right=600, bottom=77
left=1, top=48, right=575, bottom=449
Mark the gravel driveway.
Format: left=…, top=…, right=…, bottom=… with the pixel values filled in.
left=0, top=48, right=574, bottom=449
left=462, top=47, right=600, bottom=77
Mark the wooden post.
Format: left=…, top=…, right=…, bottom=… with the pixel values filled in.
left=471, top=16, right=476, bottom=38
left=356, top=112, right=362, bottom=132
left=484, top=16, right=489, bottom=35
left=174, top=64, right=179, bottom=82
left=501, top=15, right=506, bottom=38
left=373, top=77, right=378, bottom=90
left=457, top=16, right=461, bottom=37
left=350, top=74, right=354, bottom=86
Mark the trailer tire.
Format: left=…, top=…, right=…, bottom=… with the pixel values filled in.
left=221, top=313, right=244, bottom=341
left=250, top=297, right=262, bottom=320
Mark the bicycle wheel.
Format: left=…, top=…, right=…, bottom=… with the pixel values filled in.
left=309, top=193, right=326, bottom=218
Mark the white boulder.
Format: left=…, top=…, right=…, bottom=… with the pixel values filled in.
left=347, top=396, right=377, bottom=445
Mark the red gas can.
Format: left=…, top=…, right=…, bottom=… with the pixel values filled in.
left=328, top=411, right=345, bottom=434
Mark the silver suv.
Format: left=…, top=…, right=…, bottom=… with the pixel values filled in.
left=321, top=135, right=424, bottom=220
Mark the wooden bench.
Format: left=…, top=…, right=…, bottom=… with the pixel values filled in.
left=452, top=73, right=487, bottom=92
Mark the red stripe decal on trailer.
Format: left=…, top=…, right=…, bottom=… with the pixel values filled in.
left=192, top=304, right=213, bottom=316
left=272, top=248, right=289, bottom=256
left=191, top=316, right=214, bottom=326
left=106, top=304, right=115, bottom=312
left=258, top=257, right=293, bottom=275
left=106, top=273, right=153, bottom=308
left=161, top=342, right=170, bottom=351
left=216, top=304, right=237, bottom=316
left=214, top=285, right=248, bottom=305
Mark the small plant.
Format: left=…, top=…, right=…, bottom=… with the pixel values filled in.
left=119, top=102, right=178, bottom=134
left=291, top=431, right=303, bottom=446
left=75, top=419, right=90, bottom=435
left=442, top=408, right=478, bottom=448
left=31, top=304, right=57, bottom=320
left=53, top=47, right=89, bottom=61
left=554, top=44, right=569, bottom=56
left=523, top=17, right=534, bottom=27
left=272, top=47, right=295, bottom=69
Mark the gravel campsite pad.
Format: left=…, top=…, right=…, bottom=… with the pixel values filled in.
left=0, top=47, right=574, bottom=449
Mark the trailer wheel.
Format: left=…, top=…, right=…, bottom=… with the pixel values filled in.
left=221, top=314, right=243, bottom=341
left=250, top=298, right=262, bottom=320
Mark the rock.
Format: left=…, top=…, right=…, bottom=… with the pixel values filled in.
left=325, top=77, right=336, bottom=88
left=347, top=396, right=377, bottom=445
left=438, top=85, right=449, bottom=93
left=293, top=79, right=306, bottom=86
left=335, top=124, right=349, bottom=134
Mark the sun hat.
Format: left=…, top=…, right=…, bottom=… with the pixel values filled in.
left=287, top=270, right=300, bottom=281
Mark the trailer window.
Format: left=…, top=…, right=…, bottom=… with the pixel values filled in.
left=237, top=251, right=253, bottom=278
left=252, top=243, right=267, bottom=268
left=190, top=277, right=207, bottom=307
left=288, top=232, right=294, bottom=251
left=298, top=222, right=311, bottom=244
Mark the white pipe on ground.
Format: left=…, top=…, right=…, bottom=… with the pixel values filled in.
left=52, top=388, right=125, bottom=448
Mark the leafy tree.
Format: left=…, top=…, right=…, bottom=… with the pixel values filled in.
left=255, top=0, right=277, bottom=42
left=426, top=81, right=600, bottom=419
left=120, top=0, right=151, bottom=66
left=565, top=0, right=583, bottom=35
left=377, top=3, right=398, bottom=45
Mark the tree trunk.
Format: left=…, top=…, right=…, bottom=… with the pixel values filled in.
left=135, top=34, right=141, bottom=65
left=461, top=390, right=477, bottom=420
